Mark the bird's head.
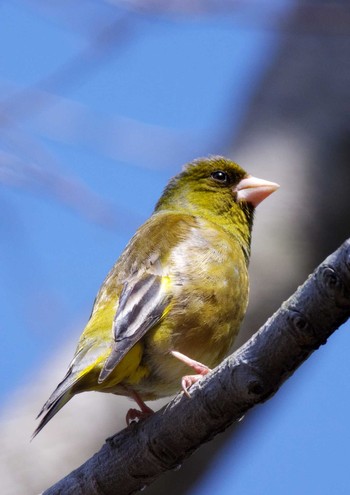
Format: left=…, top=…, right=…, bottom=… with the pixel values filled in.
left=155, top=157, right=279, bottom=243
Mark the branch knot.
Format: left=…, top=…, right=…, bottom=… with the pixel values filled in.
left=318, top=264, right=350, bottom=308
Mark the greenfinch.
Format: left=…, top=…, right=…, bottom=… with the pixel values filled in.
left=34, top=156, right=279, bottom=436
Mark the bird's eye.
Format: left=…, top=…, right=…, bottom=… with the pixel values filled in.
left=211, top=170, right=229, bottom=183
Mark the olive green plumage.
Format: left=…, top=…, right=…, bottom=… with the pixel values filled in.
left=34, top=156, right=276, bottom=437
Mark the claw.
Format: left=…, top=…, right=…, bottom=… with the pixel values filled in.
left=181, top=374, right=207, bottom=398
left=124, top=388, right=154, bottom=425
left=126, top=406, right=153, bottom=425
left=171, top=350, right=211, bottom=397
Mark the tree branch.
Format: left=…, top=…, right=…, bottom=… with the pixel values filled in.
left=43, top=239, right=350, bottom=495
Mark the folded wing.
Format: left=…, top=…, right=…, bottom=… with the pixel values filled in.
left=98, top=272, right=170, bottom=383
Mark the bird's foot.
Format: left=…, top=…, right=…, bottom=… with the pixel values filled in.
left=171, top=350, right=211, bottom=398
left=126, top=406, right=153, bottom=425
left=180, top=374, right=207, bottom=398
left=125, top=388, right=154, bottom=426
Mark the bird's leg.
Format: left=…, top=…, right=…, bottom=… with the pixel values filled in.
left=125, top=388, right=154, bottom=425
left=171, top=350, right=211, bottom=398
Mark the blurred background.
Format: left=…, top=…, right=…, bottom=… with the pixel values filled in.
left=1, top=1, right=350, bottom=494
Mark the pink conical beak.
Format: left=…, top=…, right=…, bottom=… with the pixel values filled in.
left=234, top=174, right=280, bottom=207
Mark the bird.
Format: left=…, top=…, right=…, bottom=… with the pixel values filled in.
left=33, top=156, right=279, bottom=437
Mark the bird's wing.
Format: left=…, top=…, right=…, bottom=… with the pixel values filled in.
left=98, top=271, right=170, bottom=383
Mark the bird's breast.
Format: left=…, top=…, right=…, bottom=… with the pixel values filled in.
left=140, top=223, right=249, bottom=396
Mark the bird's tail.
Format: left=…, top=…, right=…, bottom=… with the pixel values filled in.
left=33, top=343, right=110, bottom=438
left=32, top=369, right=80, bottom=439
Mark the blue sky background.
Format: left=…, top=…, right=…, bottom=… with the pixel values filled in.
left=0, top=0, right=284, bottom=400
left=1, top=2, right=350, bottom=494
